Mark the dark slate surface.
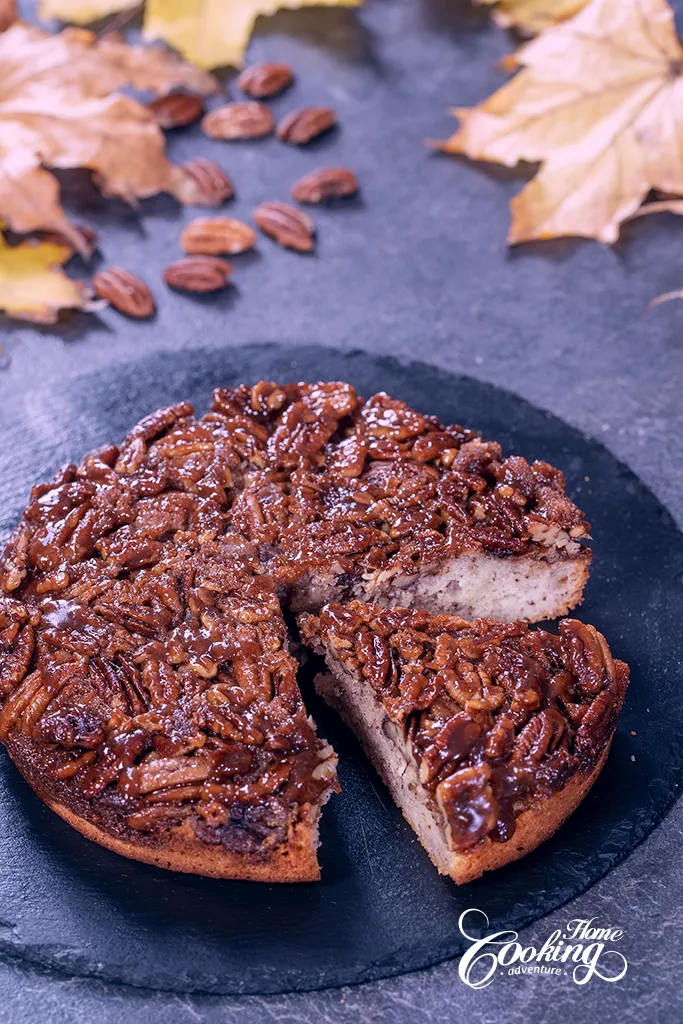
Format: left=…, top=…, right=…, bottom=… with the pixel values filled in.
left=1, top=0, right=683, bottom=1019
left=2, top=345, right=682, bottom=998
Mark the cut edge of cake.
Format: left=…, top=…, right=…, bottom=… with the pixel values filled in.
left=290, top=547, right=591, bottom=624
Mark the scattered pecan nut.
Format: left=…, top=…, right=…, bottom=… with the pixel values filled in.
left=173, top=158, right=234, bottom=206
left=276, top=106, right=336, bottom=145
left=163, top=256, right=233, bottom=292
left=253, top=201, right=315, bottom=253
left=202, top=102, right=274, bottom=140
left=148, top=90, right=204, bottom=129
left=237, top=62, right=294, bottom=99
left=291, top=167, right=359, bottom=204
left=180, top=218, right=256, bottom=256
left=92, top=267, right=156, bottom=318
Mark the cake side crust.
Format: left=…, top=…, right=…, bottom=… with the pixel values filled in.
left=40, top=790, right=323, bottom=882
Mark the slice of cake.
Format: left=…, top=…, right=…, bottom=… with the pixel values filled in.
left=223, top=381, right=591, bottom=622
left=300, top=601, right=628, bottom=884
left=0, top=404, right=337, bottom=881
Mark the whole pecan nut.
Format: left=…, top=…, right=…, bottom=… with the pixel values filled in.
left=291, top=167, right=358, bottom=203
left=163, top=256, right=233, bottom=292
left=202, top=102, right=274, bottom=140
left=173, top=158, right=234, bottom=206
left=237, top=62, right=294, bottom=98
left=148, top=90, right=204, bottom=129
left=253, top=201, right=315, bottom=252
left=180, top=218, right=256, bottom=256
left=93, top=268, right=156, bottom=318
left=276, top=106, right=336, bottom=145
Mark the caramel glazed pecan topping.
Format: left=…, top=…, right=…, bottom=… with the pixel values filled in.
left=0, top=401, right=338, bottom=861
left=224, top=380, right=591, bottom=594
left=0, top=380, right=590, bottom=863
left=300, top=603, right=629, bottom=852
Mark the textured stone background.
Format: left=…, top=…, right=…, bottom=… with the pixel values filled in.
left=1, top=0, right=682, bottom=1019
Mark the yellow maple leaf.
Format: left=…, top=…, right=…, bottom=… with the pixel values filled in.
left=0, top=233, right=91, bottom=324
left=41, top=0, right=363, bottom=70
left=145, top=0, right=362, bottom=69
left=476, top=0, right=587, bottom=34
left=439, top=0, right=683, bottom=245
left=41, top=0, right=135, bottom=21
left=0, top=21, right=217, bottom=250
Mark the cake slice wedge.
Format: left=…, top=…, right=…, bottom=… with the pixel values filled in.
left=223, top=381, right=592, bottom=623
left=299, top=602, right=628, bottom=883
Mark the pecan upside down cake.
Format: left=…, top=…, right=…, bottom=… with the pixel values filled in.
left=0, top=381, right=628, bottom=883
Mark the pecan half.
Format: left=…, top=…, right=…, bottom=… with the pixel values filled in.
left=148, top=90, right=204, bottom=129
left=202, top=102, right=274, bottom=140
left=92, top=268, right=155, bottom=318
left=276, top=106, right=336, bottom=145
left=237, top=62, right=294, bottom=98
left=436, top=764, right=499, bottom=850
left=291, top=167, right=358, bottom=204
left=253, top=201, right=315, bottom=252
left=180, top=218, right=256, bottom=256
left=174, top=158, right=234, bottom=206
left=163, top=256, right=233, bottom=292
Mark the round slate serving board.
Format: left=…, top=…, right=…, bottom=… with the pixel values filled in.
left=0, top=344, right=681, bottom=996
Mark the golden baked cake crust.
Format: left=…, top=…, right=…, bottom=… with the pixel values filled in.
left=300, top=602, right=629, bottom=883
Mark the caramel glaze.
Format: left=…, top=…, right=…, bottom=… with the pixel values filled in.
left=300, top=603, right=629, bottom=851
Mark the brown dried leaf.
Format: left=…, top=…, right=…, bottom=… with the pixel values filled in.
left=439, top=0, right=683, bottom=245
left=0, top=22, right=217, bottom=249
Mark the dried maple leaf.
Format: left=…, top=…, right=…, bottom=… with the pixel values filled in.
left=41, top=0, right=363, bottom=70
left=146, top=0, right=362, bottom=69
left=0, top=21, right=217, bottom=252
left=41, top=0, right=136, bottom=20
left=476, top=0, right=587, bottom=34
left=0, top=232, right=92, bottom=324
left=439, top=0, right=683, bottom=245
